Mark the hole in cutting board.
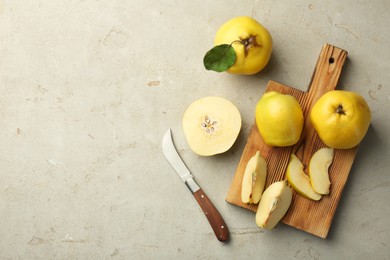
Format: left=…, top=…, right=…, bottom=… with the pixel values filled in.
left=329, top=57, right=335, bottom=64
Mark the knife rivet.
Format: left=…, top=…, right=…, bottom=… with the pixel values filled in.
left=201, top=195, right=204, bottom=198
left=221, top=225, right=224, bottom=229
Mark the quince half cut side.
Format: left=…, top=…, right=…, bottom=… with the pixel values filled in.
left=182, top=96, right=241, bottom=156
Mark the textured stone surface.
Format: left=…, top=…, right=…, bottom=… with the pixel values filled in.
left=0, top=0, right=389, bottom=258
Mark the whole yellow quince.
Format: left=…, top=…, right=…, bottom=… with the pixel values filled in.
left=255, top=91, right=304, bottom=147
left=310, top=90, right=371, bottom=149
left=214, top=16, right=272, bottom=75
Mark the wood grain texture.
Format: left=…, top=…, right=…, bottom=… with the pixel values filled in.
left=194, top=189, right=230, bottom=242
left=226, top=44, right=357, bottom=238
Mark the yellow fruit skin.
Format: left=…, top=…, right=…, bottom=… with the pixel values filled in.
left=310, top=90, right=371, bottom=149
left=255, top=91, right=304, bottom=147
left=214, top=16, right=272, bottom=75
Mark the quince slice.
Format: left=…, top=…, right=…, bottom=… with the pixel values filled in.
left=309, top=148, right=334, bottom=195
left=255, top=180, right=292, bottom=229
left=241, top=151, right=267, bottom=204
left=286, top=154, right=322, bottom=201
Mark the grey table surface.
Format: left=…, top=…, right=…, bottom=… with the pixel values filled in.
left=1, top=1, right=389, bottom=259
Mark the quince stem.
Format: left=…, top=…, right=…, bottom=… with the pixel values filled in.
left=230, top=35, right=259, bottom=56
left=336, top=104, right=346, bottom=115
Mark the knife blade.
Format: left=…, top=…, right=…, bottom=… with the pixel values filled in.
left=162, top=129, right=229, bottom=242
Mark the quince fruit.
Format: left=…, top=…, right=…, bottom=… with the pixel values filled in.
left=204, top=16, right=272, bottom=75
left=255, top=91, right=304, bottom=147
left=310, top=90, right=371, bottom=149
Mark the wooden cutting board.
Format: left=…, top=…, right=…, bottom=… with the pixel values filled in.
left=226, top=44, right=358, bottom=238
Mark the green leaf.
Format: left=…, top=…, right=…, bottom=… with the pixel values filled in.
left=203, top=44, right=236, bottom=72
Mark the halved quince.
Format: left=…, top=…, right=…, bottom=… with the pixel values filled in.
left=241, top=151, right=267, bottom=204
left=182, top=96, right=241, bottom=156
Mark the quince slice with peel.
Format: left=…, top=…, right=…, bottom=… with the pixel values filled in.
left=241, top=151, right=267, bottom=204
left=309, top=148, right=334, bottom=195
left=256, top=180, right=292, bottom=229
left=286, top=154, right=322, bottom=201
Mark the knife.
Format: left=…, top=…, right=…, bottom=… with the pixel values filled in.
left=162, top=129, right=229, bottom=242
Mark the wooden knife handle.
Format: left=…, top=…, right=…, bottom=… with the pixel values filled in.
left=193, top=188, right=230, bottom=242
